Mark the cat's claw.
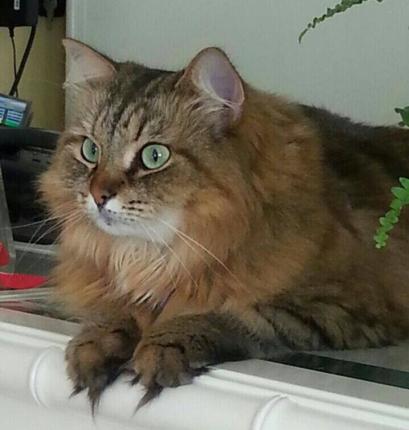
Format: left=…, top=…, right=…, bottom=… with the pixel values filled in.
left=134, top=366, right=209, bottom=410
left=131, top=341, right=209, bottom=409
left=65, top=324, right=139, bottom=414
left=70, top=384, right=85, bottom=398
left=68, top=357, right=126, bottom=415
left=136, top=383, right=164, bottom=411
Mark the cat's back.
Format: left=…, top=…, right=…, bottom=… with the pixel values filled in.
left=301, top=105, right=409, bottom=211
left=298, top=105, right=409, bottom=317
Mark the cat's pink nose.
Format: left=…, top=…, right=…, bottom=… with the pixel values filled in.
left=90, top=174, right=118, bottom=208
left=93, top=191, right=110, bottom=208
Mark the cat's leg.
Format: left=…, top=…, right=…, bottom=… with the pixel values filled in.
left=131, top=312, right=252, bottom=406
left=132, top=295, right=400, bottom=404
left=66, top=319, right=140, bottom=411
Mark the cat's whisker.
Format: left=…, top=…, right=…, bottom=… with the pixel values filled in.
left=33, top=211, right=83, bottom=247
left=129, top=222, right=177, bottom=299
left=156, top=217, right=244, bottom=288
left=16, top=219, right=62, bottom=258
left=15, top=217, right=51, bottom=268
left=144, top=225, right=197, bottom=292
left=15, top=210, right=82, bottom=268
left=25, top=78, right=64, bottom=89
left=20, top=236, right=60, bottom=276
left=0, top=217, right=61, bottom=232
left=150, top=215, right=225, bottom=283
left=21, top=215, right=84, bottom=275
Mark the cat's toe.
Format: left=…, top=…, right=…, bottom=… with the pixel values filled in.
left=132, top=341, right=207, bottom=408
left=66, top=342, right=126, bottom=412
left=65, top=325, right=138, bottom=413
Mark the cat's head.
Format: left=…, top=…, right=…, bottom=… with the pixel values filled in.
left=41, top=39, right=252, bottom=247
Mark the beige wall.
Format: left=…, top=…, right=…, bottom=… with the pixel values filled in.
left=0, top=17, right=65, bottom=131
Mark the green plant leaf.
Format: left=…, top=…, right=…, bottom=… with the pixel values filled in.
left=384, top=210, right=399, bottom=224
left=395, top=107, right=409, bottom=127
left=299, top=0, right=385, bottom=43
left=390, top=199, right=403, bottom=211
left=375, top=230, right=388, bottom=241
left=399, top=177, right=409, bottom=190
left=391, top=186, right=409, bottom=203
left=375, top=181, right=409, bottom=249
left=378, top=218, right=394, bottom=233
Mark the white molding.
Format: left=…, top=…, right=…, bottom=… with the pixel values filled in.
left=66, top=0, right=87, bottom=40
left=0, top=317, right=408, bottom=430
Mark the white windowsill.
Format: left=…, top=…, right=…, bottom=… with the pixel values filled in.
left=0, top=308, right=408, bottom=430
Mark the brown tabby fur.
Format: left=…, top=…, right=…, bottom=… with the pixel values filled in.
left=40, top=41, right=409, bottom=409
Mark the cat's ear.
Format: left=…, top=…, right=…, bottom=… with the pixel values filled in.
left=63, top=38, right=116, bottom=86
left=180, top=47, right=244, bottom=122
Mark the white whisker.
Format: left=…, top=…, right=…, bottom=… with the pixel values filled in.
left=156, top=217, right=244, bottom=288
left=145, top=225, right=197, bottom=291
left=15, top=209, right=83, bottom=268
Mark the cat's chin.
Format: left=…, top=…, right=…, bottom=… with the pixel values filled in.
left=93, top=216, right=141, bottom=237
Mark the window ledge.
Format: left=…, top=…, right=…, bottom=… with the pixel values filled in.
left=0, top=310, right=408, bottom=430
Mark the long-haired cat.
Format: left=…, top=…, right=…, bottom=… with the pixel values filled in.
left=40, top=39, right=409, bottom=409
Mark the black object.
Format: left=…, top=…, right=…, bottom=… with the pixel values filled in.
left=39, top=0, right=66, bottom=18
left=0, top=1, right=39, bottom=97
left=0, top=127, right=59, bottom=244
left=10, top=29, right=19, bottom=96
left=0, top=0, right=39, bottom=27
left=0, top=127, right=57, bottom=151
left=8, top=25, right=37, bottom=97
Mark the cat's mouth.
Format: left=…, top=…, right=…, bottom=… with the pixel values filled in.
left=98, top=208, right=116, bottom=226
left=93, top=206, right=148, bottom=237
left=85, top=194, right=181, bottom=242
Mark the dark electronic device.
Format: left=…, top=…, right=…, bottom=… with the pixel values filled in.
left=0, top=0, right=39, bottom=27
left=0, top=93, right=31, bottom=128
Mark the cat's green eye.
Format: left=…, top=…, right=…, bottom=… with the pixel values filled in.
left=141, top=144, right=170, bottom=170
left=81, top=138, right=99, bottom=164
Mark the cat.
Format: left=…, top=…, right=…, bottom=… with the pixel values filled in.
left=40, top=38, right=409, bottom=410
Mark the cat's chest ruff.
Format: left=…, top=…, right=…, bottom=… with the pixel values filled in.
left=106, top=243, right=178, bottom=307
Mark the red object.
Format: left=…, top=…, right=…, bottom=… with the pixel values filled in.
left=0, top=242, right=10, bottom=266
left=0, top=241, right=47, bottom=289
left=0, top=272, right=47, bottom=289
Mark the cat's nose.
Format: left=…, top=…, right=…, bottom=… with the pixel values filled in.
left=90, top=175, right=118, bottom=209
left=91, top=188, right=116, bottom=208
left=93, top=191, right=112, bottom=208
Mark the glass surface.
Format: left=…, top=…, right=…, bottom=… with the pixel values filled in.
left=0, top=130, right=62, bottom=317
left=0, top=164, right=15, bottom=273
left=269, top=347, right=409, bottom=390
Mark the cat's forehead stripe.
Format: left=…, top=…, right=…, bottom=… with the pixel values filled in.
left=123, top=117, right=147, bottom=171
left=91, top=96, right=106, bottom=136
left=124, top=146, right=138, bottom=171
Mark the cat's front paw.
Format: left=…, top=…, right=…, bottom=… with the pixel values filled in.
left=132, top=337, right=207, bottom=407
left=66, top=322, right=139, bottom=412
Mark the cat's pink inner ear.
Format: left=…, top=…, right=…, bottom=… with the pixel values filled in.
left=63, top=38, right=116, bottom=86
left=187, top=48, right=244, bottom=120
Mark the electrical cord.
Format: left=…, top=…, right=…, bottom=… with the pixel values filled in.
left=8, top=25, right=37, bottom=98
left=8, top=27, right=19, bottom=97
